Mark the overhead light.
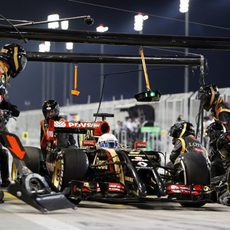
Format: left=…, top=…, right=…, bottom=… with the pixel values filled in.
left=179, top=0, right=190, bottom=13
left=61, top=20, right=69, bottom=30
left=39, top=41, right=50, bottom=52
left=44, top=41, right=51, bottom=52
left=96, top=24, right=109, bottom=33
left=47, top=14, right=60, bottom=29
left=39, top=43, right=46, bottom=53
left=66, top=42, right=73, bottom=50
left=134, top=13, right=148, bottom=32
left=143, top=15, right=149, bottom=20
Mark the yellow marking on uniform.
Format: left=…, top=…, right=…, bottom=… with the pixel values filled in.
left=179, top=123, right=187, bottom=138
left=13, top=46, right=19, bottom=71
left=210, top=85, right=215, bottom=106
left=178, top=137, right=187, bottom=153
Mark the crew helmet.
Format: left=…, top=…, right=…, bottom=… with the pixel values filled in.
left=206, top=121, right=226, bottom=144
left=169, top=120, right=195, bottom=138
left=42, top=99, right=60, bottom=119
left=198, top=84, right=220, bottom=111
left=0, top=43, right=27, bottom=78
left=97, top=133, right=118, bottom=148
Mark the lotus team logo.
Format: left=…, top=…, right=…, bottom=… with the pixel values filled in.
left=54, top=121, right=66, bottom=127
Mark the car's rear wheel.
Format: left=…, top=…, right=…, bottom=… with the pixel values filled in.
left=52, top=147, right=88, bottom=191
left=181, top=152, right=210, bottom=185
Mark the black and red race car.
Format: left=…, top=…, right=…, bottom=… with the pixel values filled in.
left=19, top=113, right=213, bottom=207
left=69, top=143, right=212, bottom=207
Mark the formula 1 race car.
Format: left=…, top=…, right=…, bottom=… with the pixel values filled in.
left=69, top=143, right=212, bottom=207
left=22, top=113, right=213, bottom=207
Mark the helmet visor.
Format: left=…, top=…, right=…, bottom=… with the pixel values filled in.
left=46, top=110, right=56, bottom=118
left=100, top=141, right=118, bottom=148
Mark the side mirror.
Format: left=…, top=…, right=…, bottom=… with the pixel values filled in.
left=135, top=90, right=161, bottom=102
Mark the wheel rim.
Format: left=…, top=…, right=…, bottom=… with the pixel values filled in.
left=52, top=159, right=63, bottom=190
left=11, top=161, right=17, bottom=180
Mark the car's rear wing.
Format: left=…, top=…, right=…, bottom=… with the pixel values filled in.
left=46, top=119, right=110, bottom=141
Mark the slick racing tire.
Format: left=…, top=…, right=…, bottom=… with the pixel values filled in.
left=23, top=146, right=43, bottom=174
left=180, top=152, right=210, bottom=185
left=178, top=152, right=210, bottom=208
left=52, top=147, right=89, bottom=191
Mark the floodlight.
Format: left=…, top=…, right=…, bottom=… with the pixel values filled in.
left=47, top=14, right=59, bottom=29
left=134, top=13, right=148, bottom=32
left=61, top=20, right=69, bottom=30
left=66, top=42, right=73, bottom=50
left=179, top=0, right=190, bottom=13
left=96, top=24, right=109, bottom=33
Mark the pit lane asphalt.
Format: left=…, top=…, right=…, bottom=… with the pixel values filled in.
left=1, top=193, right=230, bottom=230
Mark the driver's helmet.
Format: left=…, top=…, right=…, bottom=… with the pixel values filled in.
left=169, top=120, right=195, bottom=139
left=97, top=133, right=118, bottom=148
left=42, top=99, right=60, bottom=119
left=0, top=43, right=27, bottom=78
left=216, top=132, right=230, bottom=161
left=206, top=121, right=226, bottom=144
left=197, top=84, right=220, bottom=111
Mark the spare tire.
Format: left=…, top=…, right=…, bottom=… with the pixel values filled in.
left=52, top=147, right=89, bottom=191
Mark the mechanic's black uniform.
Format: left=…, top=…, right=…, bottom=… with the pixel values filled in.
left=208, top=99, right=230, bottom=178
left=170, top=135, right=208, bottom=164
left=208, top=143, right=225, bottom=178
left=0, top=99, right=20, bottom=187
left=208, top=98, right=230, bottom=205
left=40, top=116, right=76, bottom=162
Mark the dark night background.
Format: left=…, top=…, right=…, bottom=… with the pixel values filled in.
left=0, top=0, right=230, bottom=111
